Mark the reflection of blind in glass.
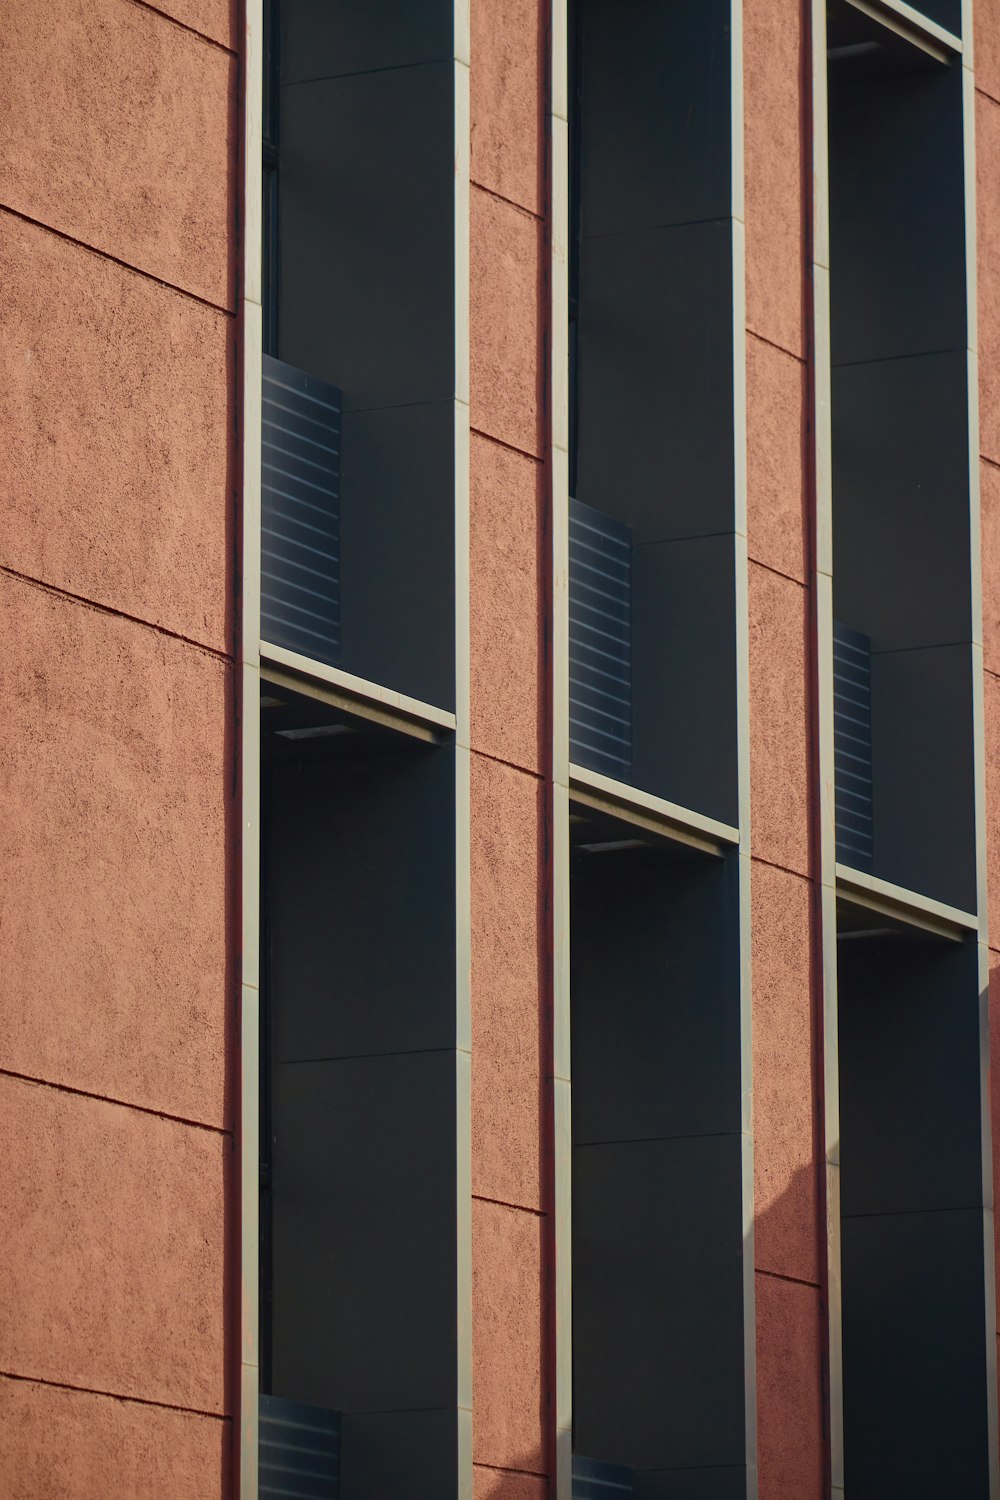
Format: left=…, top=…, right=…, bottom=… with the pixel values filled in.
left=572, top=1455, right=634, bottom=1497
left=261, top=354, right=341, bottom=667
left=569, top=497, right=632, bottom=779
left=259, top=1394, right=340, bottom=1500
left=833, top=620, right=873, bottom=872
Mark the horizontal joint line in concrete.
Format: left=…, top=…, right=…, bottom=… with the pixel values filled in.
left=469, top=746, right=545, bottom=782
left=470, top=426, right=543, bottom=465
left=0, top=203, right=235, bottom=317
left=0, top=564, right=232, bottom=663
left=745, top=554, right=807, bottom=590
left=471, top=1194, right=546, bottom=1217
left=754, top=1267, right=822, bottom=1290
left=473, top=1460, right=549, bottom=1479
left=129, top=0, right=236, bottom=55
left=0, top=1367, right=230, bottom=1422
left=746, top=328, right=807, bottom=366
left=0, top=1068, right=232, bottom=1136
left=748, top=557, right=808, bottom=593
left=749, top=853, right=811, bottom=883
left=471, top=180, right=544, bottom=223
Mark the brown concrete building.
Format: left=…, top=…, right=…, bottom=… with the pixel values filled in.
left=2, top=0, right=1000, bottom=1496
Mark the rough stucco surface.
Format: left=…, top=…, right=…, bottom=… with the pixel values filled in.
left=747, top=332, right=807, bottom=586
left=752, top=862, right=820, bottom=1286
left=0, top=1075, right=227, bottom=1413
left=978, top=6, right=1000, bottom=112
left=471, top=186, right=544, bottom=459
left=472, top=1199, right=545, bottom=1475
left=985, top=671, right=1000, bottom=952
left=471, top=755, right=543, bottom=1211
left=474, top=1466, right=547, bottom=1500
left=149, top=0, right=237, bottom=51
left=982, top=461, right=1000, bottom=679
left=470, top=433, right=544, bottom=773
left=0, top=573, right=230, bottom=1127
left=471, top=0, right=543, bottom=216
left=0, top=1375, right=229, bottom=1500
left=744, top=0, right=806, bottom=359
left=755, top=1274, right=824, bottom=1500
left=0, top=211, right=232, bottom=651
left=978, top=95, right=1000, bottom=469
left=748, top=562, right=810, bottom=876
left=0, top=0, right=234, bottom=308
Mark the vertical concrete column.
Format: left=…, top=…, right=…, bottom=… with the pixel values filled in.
left=468, top=4, right=552, bottom=1497
left=0, top=1, right=238, bottom=1496
left=743, top=3, right=826, bottom=1495
left=976, top=0, right=1000, bottom=1457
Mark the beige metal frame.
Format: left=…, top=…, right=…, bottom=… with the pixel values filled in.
left=549, top=2, right=756, bottom=1493
left=237, top=1, right=473, bottom=1492
left=810, top=1, right=997, bottom=1492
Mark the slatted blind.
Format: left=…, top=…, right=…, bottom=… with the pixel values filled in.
left=572, top=1455, right=635, bottom=1497
left=259, top=1394, right=340, bottom=1500
left=833, top=620, right=873, bottom=871
left=261, top=354, right=342, bottom=665
left=569, top=497, right=632, bottom=779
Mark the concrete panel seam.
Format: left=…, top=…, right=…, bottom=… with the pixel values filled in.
left=0, top=203, right=237, bottom=318
left=0, top=1067, right=233, bottom=1137
left=128, top=0, right=237, bottom=55
left=0, top=563, right=234, bottom=664
left=0, top=1367, right=233, bottom=1423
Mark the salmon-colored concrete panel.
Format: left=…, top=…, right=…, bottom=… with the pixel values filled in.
left=0, top=1076, right=227, bottom=1413
left=0, top=574, right=230, bottom=1128
left=749, top=564, right=810, bottom=876
left=470, top=434, right=544, bottom=773
left=755, top=1273, right=824, bottom=1500
left=0, top=0, right=234, bottom=308
left=471, top=755, right=543, bottom=1210
left=472, top=0, right=544, bottom=215
left=0, top=1375, right=229, bottom=1500
left=752, top=863, right=820, bottom=1285
left=471, top=187, right=543, bottom=458
left=474, top=1466, right=547, bottom=1500
left=747, top=334, right=808, bottom=585
left=986, top=673, right=1000, bottom=949
left=977, top=7, right=1000, bottom=111
left=744, top=0, right=806, bottom=358
left=472, top=1199, right=545, bottom=1472
left=149, top=0, right=237, bottom=51
left=982, top=462, right=1000, bottom=679
left=978, top=96, right=1000, bottom=468
left=0, top=212, right=231, bottom=651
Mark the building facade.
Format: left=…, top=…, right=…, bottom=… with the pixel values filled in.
left=3, top=0, right=1000, bottom=1496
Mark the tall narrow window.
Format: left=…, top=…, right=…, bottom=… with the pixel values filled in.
left=566, top=4, right=752, bottom=1494
left=569, top=0, right=737, bottom=824
left=826, top=4, right=993, bottom=1493
left=256, top=5, right=466, bottom=1496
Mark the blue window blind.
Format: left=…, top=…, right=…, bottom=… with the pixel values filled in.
left=833, top=620, right=873, bottom=872
left=572, top=1455, right=634, bottom=1498
left=261, top=354, right=342, bottom=666
left=259, top=1394, right=340, bottom=1500
left=569, top=497, right=632, bottom=779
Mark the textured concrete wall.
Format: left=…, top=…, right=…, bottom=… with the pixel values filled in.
left=744, top=2, right=826, bottom=1495
left=0, top=1, right=238, bottom=1496
left=978, top=0, right=1000, bottom=1443
left=469, top=3, right=550, bottom=1495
